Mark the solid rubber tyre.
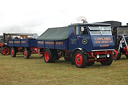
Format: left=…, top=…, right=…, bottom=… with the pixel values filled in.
left=64, top=52, right=71, bottom=61
left=100, top=54, right=113, bottom=65
left=87, top=62, right=94, bottom=66
left=11, top=47, right=16, bottom=57
left=51, top=49, right=58, bottom=61
left=64, top=57, right=71, bottom=61
left=44, top=49, right=56, bottom=63
left=24, top=48, right=30, bottom=59
left=116, top=53, right=121, bottom=60
left=73, top=50, right=87, bottom=68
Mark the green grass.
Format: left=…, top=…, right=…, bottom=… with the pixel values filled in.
left=0, top=54, right=128, bottom=85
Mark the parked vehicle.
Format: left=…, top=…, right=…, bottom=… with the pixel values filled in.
left=7, top=23, right=115, bottom=68
left=0, top=33, right=37, bottom=55
left=100, top=21, right=128, bottom=60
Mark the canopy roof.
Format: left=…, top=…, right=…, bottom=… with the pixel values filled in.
left=37, top=27, right=69, bottom=40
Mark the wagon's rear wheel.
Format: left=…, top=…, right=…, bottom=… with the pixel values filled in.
left=64, top=52, right=71, bottom=61
left=100, top=54, right=113, bottom=65
left=73, top=50, right=87, bottom=68
left=11, top=47, right=16, bottom=57
left=44, top=49, right=56, bottom=63
left=1, top=47, right=10, bottom=55
left=64, top=57, right=71, bottom=61
left=24, top=48, right=30, bottom=59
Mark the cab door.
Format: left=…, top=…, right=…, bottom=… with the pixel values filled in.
left=69, top=26, right=92, bottom=52
left=78, top=26, right=92, bottom=52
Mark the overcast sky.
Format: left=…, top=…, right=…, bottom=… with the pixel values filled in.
left=0, top=0, right=128, bottom=35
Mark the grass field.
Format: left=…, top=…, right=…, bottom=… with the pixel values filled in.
left=0, top=54, right=128, bottom=85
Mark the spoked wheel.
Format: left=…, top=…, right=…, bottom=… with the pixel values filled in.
left=100, top=54, right=113, bottom=65
left=73, top=50, right=87, bottom=68
left=24, top=48, right=30, bottom=59
left=44, top=49, right=56, bottom=63
left=1, top=47, right=10, bottom=55
left=11, top=47, right=16, bottom=57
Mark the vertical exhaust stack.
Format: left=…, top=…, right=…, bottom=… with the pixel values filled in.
left=76, top=16, right=88, bottom=23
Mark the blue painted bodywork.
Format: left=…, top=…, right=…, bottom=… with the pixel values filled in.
left=91, top=35, right=114, bottom=50
left=8, top=40, right=14, bottom=46
left=14, top=39, right=21, bottom=47
left=37, top=40, right=68, bottom=49
left=7, top=23, right=114, bottom=53
left=55, top=40, right=68, bottom=49
left=68, top=24, right=114, bottom=52
left=8, top=39, right=37, bottom=47
left=37, top=41, right=44, bottom=48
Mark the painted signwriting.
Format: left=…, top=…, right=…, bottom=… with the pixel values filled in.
left=56, top=42, right=63, bottom=45
left=94, top=37, right=113, bottom=44
left=14, top=41, right=20, bottom=43
left=38, top=41, right=44, bottom=44
left=45, top=42, right=54, bottom=44
left=9, top=41, right=13, bottom=43
left=21, top=41, right=26, bottom=43
left=100, top=45, right=109, bottom=47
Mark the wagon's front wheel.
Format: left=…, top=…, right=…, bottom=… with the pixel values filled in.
left=100, top=54, right=113, bottom=65
left=73, top=50, right=87, bottom=68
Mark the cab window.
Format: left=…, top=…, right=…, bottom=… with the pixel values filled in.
left=80, top=27, right=88, bottom=35
left=89, top=26, right=112, bottom=35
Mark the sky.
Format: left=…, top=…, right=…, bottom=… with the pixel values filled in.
left=0, top=0, right=128, bottom=35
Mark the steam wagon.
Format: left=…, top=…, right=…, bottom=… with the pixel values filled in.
left=100, top=21, right=128, bottom=60
left=0, top=33, right=10, bottom=55
left=8, top=23, right=115, bottom=68
left=112, top=24, right=128, bottom=60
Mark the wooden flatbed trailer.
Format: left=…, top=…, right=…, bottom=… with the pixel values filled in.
left=0, top=33, right=37, bottom=55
